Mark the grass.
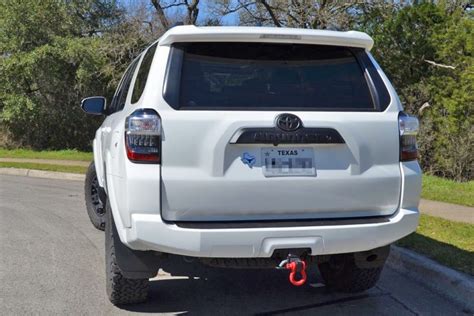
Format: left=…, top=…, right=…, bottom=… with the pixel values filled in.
left=397, top=214, right=474, bottom=275
left=422, top=175, right=474, bottom=207
left=0, top=148, right=92, bottom=161
left=0, top=162, right=87, bottom=174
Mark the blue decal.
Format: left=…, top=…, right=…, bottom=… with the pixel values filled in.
left=241, top=152, right=256, bottom=168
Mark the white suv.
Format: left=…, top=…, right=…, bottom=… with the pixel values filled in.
left=81, top=25, right=421, bottom=305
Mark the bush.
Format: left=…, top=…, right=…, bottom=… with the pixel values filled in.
left=0, top=0, right=155, bottom=151
left=366, top=3, right=473, bottom=181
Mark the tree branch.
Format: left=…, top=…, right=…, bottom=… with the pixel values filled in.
left=418, top=102, right=431, bottom=116
left=185, top=0, right=199, bottom=24
left=258, top=0, right=281, bottom=27
left=239, top=0, right=268, bottom=24
left=222, top=1, right=257, bottom=15
left=150, top=0, right=169, bottom=29
left=161, top=2, right=187, bottom=9
left=424, top=59, right=456, bottom=70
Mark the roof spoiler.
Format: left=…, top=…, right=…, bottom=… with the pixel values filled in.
left=158, top=25, right=374, bottom=51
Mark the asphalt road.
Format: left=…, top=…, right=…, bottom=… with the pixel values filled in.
left=0, top=174, right=469, bottom=315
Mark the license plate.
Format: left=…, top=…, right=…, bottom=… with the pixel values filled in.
left=261, top=147, right=316, bottom=177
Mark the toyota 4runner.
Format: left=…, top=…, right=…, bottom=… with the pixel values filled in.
left=81, top=25, right=421, bottom=305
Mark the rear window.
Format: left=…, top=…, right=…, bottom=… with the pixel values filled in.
left=164, top=42, right=389, bottom=111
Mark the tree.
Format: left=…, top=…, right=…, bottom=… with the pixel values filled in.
left=150, top=0, right=200, bottom=27
left=362, top=2, right=473, bottom=180
left=427, top=9, right=473, bottom=180
left=212, top=0, right=369, bottom=30
left=0, top=0, right=124, bottom=150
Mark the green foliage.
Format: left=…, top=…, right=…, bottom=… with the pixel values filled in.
left=366, top=3, right=447, bottom=112
left=0, top=0, right=149, bottom=150
left=363, top=2, right=473, bottom=181
left=0, top=36, right=109, bottom=150
left=427, top=13, right=473, bottom=181
left=0, top=0, right=70, bottom=53
left=0, top=0, right=122, bottom=53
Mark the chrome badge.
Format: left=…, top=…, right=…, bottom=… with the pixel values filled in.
left=241, top=152, right=256, bottom=168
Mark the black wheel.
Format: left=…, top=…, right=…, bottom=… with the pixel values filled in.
left=318, top=253, right=384, bottom=293
left=85, top=162, right=106, bottom=231
left=106, top=202, right=149, bottom=305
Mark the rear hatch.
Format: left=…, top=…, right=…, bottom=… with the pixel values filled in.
left=159, top=41, right=400, bottom=222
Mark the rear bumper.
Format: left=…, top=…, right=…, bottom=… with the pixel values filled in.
left=123, top=207, right=419, bottom=258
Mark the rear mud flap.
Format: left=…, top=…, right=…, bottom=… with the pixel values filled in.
left=111, top=216, right=161, bottom=279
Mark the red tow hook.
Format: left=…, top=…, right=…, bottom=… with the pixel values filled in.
left=277, top=255, right=307, bottom=286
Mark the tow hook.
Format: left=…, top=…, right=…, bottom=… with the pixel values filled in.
left=277, top=254, right=307, bottom=286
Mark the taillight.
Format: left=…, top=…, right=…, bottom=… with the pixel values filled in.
left=399, top=112, right=419, bottom=161
left=125, top=109, right=161, bottom=163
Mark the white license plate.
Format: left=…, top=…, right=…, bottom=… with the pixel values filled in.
left=261, top=147, right=316, bottom=177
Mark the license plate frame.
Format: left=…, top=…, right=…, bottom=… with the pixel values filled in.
left=261, top=147, right=316, bottom=177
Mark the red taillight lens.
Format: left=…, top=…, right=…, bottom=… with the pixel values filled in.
left=125, top=109, right=161, bottom=163
left=399, top=112, right=419, bottom=161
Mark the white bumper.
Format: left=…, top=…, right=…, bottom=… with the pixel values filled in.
left=124, top=208, right=419, bottom=258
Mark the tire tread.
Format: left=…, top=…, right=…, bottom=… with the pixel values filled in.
left=106, top=204, right=149, bottom=305
left=319, top=253, right=383, bottom=293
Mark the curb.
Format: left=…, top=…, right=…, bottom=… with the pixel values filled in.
left=0, top=168, right=85, bottom=181
left=388, top=245, right=474, bottom=313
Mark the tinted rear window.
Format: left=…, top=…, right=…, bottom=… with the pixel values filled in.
left=165, top=42, right=380, bottom=111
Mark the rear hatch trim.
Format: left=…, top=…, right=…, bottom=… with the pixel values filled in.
left=173, top=215, right=391, bottom=229
left=232, top=127, right=345, bottom=145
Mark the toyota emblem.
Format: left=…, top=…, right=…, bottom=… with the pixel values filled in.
left=275, top=113, right=302, bottom=132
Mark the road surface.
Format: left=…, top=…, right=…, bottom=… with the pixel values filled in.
left=0, top=175, right=468, bottom=315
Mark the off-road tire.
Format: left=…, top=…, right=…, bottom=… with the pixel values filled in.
left=319, top=253, right=383, bottom=293
left=106, top=203, right=149, bottom=305
left=85, top=162, right=106, bottom=231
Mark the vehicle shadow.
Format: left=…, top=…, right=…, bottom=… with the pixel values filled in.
left=119, top=256, right=387, bottom=315
left=397, top=232, right=473, bottom=275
